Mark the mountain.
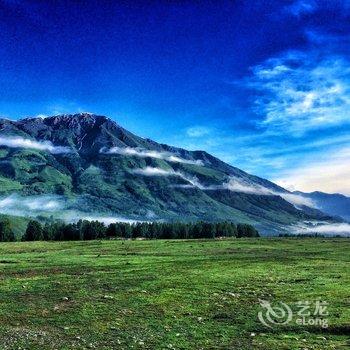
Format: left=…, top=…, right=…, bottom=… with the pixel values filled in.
left=294, top=191, right=350, bottom=222
left=0, top=113, right=336, bottom=235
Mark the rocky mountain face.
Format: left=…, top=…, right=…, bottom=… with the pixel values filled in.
left=0, top=113, right=336, bottom=235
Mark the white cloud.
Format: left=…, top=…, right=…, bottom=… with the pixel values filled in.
left=65, top=213, right=143, bottom=225
left=273, top=146, right=350, bottom=195
left=178, top=173, right=206, bottom=189
left=102, top=146, right=203, bottom=165
left=131, top=166, right=205, bottom=188
left=132, top=166, right=316, bottom=208
left=224, top=177, right=271, bottom=195
left=132, top=167, right=176, bottom=177
left=0, top=136, right=71, bottom=154
left=166, top=168, right=315, bottom=207
left=291, top=221, right=350, bottom=236
left=170, top=184, right=197, bottom=189
left=248, top=51, right=350, bottom=135
left=186, top=126, right=212, bottom=138
left=167, top=170, right=315, bottom=208
left=0, top=193, right=147, bottom=224
left=132, top=167, right=274, bottom=195
left=0, top=194, right=64, bottom=216
left=279, top=193, right=315, bottom=207
left=223, top=177, right=315, bottom=207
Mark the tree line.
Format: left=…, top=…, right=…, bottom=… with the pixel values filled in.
left=278, top=233, right=331, bottom=238
left=0, top=218, right=259, bottom=242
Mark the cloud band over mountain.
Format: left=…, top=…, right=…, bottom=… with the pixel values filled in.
left=101, top=146, right=203, bottom=165
left=0, top=194, right=64, bottom=217
left=0, top=136, right=71, bottom=154
left=292, top=221, right=350, bottom=237
left=131, top=166, right=204, bottom=189
left=131, top=166, right=315, bottom=208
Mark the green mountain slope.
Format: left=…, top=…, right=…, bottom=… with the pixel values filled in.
left=0, top=113, right=336, bottom=234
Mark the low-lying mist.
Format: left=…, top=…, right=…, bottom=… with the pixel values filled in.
left=0, top=193, right=142, bottom=224
left=0, top=136, right=71, bottom=154
left=291, top=221, right=350, bottom=237
left=0, top=193, right=65, bottom=216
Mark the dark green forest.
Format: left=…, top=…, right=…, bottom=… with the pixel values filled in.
left=0, top=218, right=259, bottom=242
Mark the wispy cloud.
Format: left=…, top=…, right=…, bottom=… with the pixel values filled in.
left=291, top=221, right=350, bottom=236
left=273, top=146, right=350, bottom=195
left=0, top=194, right=64, bottom=217
left=0, top=136, right=71, bottom=154
left=279, top=193, right=315, bottom=207
left=134, top=167, right=316, bottom=208
left=132, top=167, right=176, bottom=177
left=131, top=166, right=205, bottom=188
left=102, top=146, right=203, bottom=165
left=186, top=126, right=212, bottom=138
left=170, top=184, right=197, bottom=189
left=230, top=14, right=350, bottom=195
left=63, top=213, right=143, bottom=225
left=0, top=193, right=145, bottom=223
left=247, top=51, right=350, bottom=135
left=222, top=177, right=315, bottom=207
left=223, top=177, right=271, bottom=195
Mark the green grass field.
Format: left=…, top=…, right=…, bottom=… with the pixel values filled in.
left=0, top=238, right=348, bottom=349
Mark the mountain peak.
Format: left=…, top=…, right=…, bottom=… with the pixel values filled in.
left=18, top=113, right=120, bottom=136
left=5, top=113, right=123, bottom=153
left=45, top=113, right=109, bottom=124
left=19, top=113, right=112, bottom=126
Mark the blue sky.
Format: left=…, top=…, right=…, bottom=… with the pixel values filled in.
left=1, top=0, right=350, bottom=194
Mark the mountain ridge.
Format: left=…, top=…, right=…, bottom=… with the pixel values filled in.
left=0, top=113, right=338, bottom=235
left=294, top=190, right=350, bottom=222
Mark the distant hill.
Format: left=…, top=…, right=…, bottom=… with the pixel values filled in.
left=0, top=113, right=337, bottom=235
left=294, top=191, right=350, bottom=222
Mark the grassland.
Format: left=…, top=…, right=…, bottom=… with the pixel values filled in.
left=0, top=238, right=348, bottom=349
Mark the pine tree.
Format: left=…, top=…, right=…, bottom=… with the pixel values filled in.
left=123, top=223, right=132, bottom=239
left=0, top=219, right=15, bottom=242
left=23, top=220, right=43, bottom=241
left=237, top=223, right=259, bottom=237
left=63, top=223, right=80, bottom=241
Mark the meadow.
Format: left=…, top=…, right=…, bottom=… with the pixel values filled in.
left=0, top=238, right=348, bottom=349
